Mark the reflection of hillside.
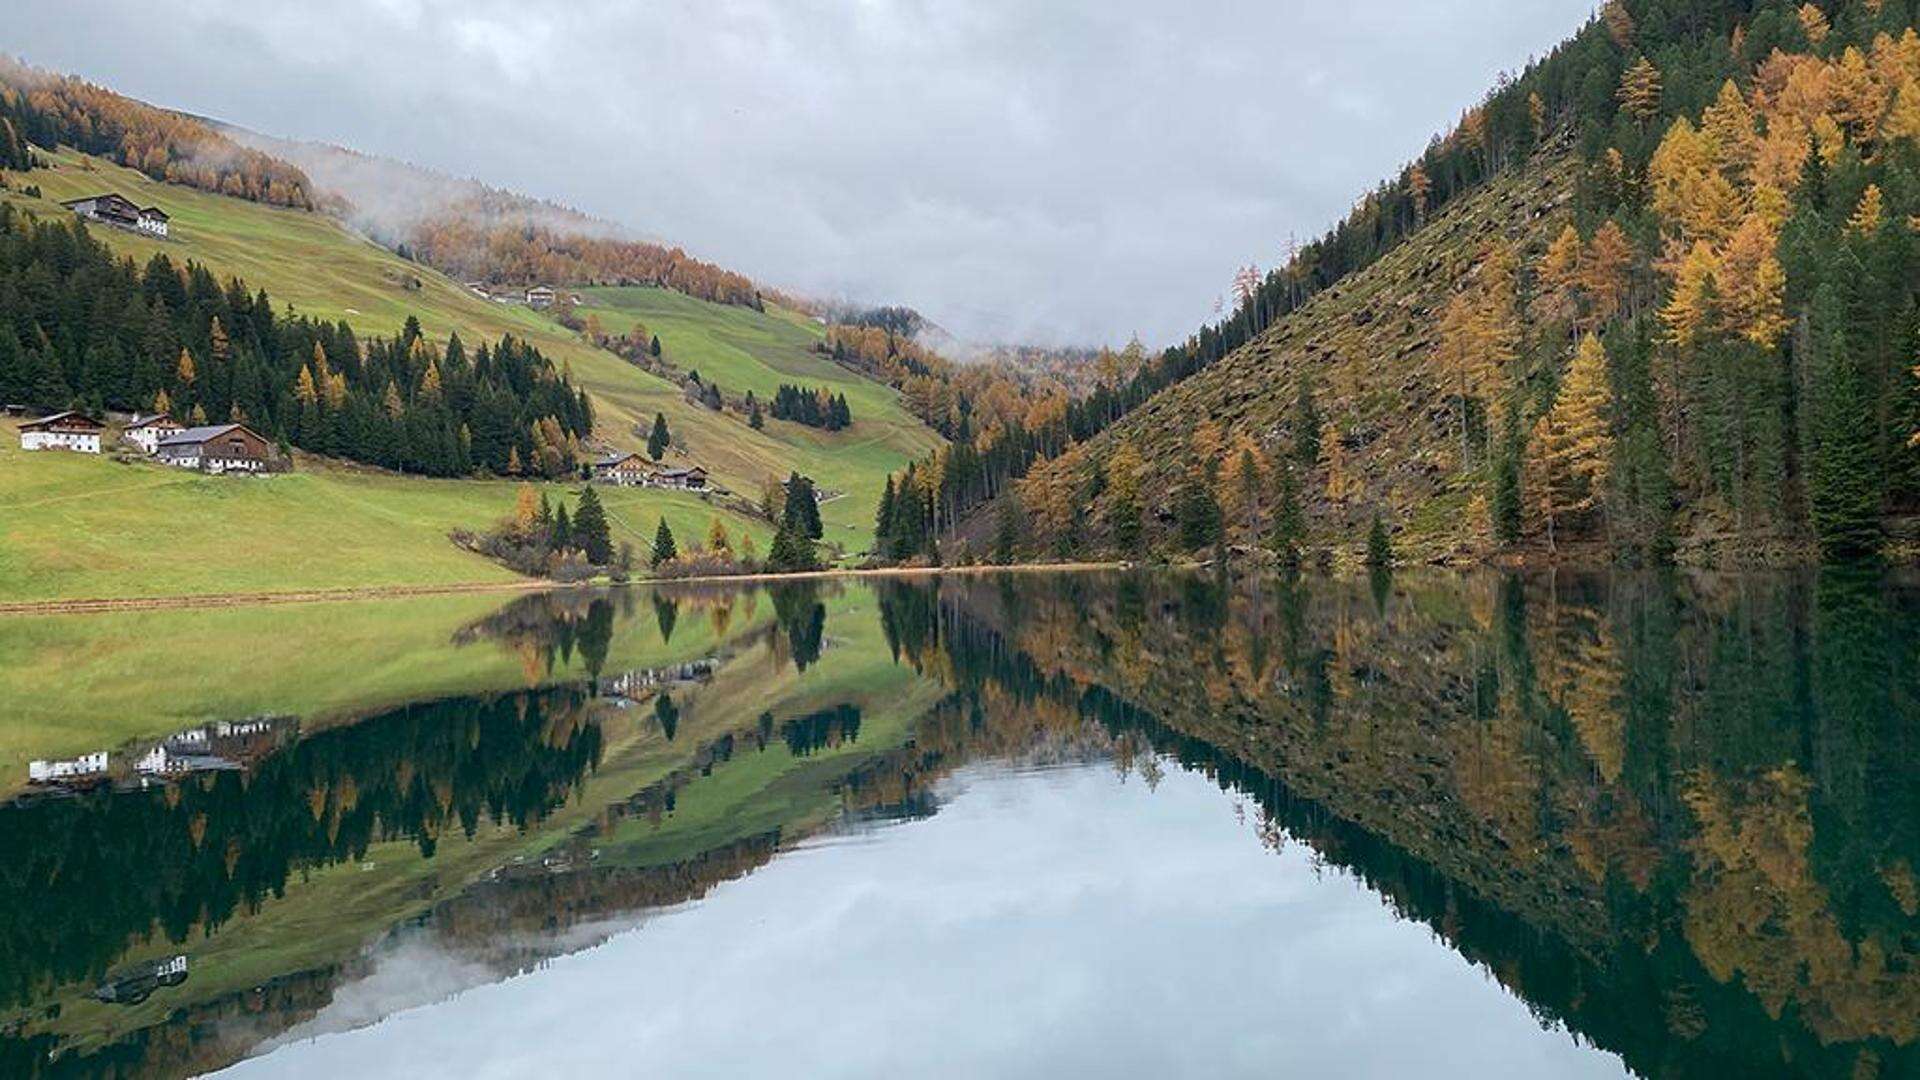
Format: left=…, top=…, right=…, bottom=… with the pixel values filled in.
left=885, top=570, right=1920, bottom=1078
left=0, top=686, right=604, bottom=1073
left=10, top=570, right=1914, bottom=1078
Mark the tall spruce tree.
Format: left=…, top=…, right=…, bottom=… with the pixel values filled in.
left=573, top=486, right=613, bottom=565
left=647, top=413, right=671, bottom=461
left=651, top=518, right=678, bottom=567
left=1806, top=281, right=1883, bottom=560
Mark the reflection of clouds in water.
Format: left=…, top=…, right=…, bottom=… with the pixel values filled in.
left=255, top=940, right=495, bottom=1054
left=252, top=914, right=652, bottom=1057
left=220, top=763, right=1626, bottom=1079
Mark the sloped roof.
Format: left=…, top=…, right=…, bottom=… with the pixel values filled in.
left=125, top=413, right=183, bottom=430
left=21, top=411, right=102, bottom=431
left=158, top=424, right=244, bottom=446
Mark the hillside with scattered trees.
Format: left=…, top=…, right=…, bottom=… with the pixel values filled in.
left=883, top=0, right=1920, bottom=568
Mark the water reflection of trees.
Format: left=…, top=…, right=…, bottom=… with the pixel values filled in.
left=10, top=569, right=1916, bottom=1078
left=0, top=687, right=603, bottom=1014
left=874, top=568, right=1920, bottom=1078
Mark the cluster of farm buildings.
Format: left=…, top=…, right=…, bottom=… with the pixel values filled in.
left=464, top=282, right=581, bottom=311
left=591, top=450, right=709, bottom=491
left=16, top=411, right=273, bottom=473
left=61, top=192, right=170, bottom=238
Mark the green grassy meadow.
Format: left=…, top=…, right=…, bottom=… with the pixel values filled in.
left=2, top=151, right=940, bottom=566
left=577, top=285, right=943, bottom=547
left=0, top=418, right=771, bottom=602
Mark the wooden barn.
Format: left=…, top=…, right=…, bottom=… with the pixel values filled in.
left=156, top=423, right=272, bottom=473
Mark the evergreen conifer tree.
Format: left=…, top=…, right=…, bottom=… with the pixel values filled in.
left=573, top=486, right=613, bottom=564
left=647, top=412, right=671, bottom=461
left=651, top=518, right=678, bottom=567
left=1270, top=461, right=1305, bottom=566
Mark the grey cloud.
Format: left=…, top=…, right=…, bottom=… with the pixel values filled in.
left=10, top=0, right=1593, bottom=346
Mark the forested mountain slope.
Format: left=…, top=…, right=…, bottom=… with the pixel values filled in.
left=904, top=0, right=1920, bottom=568
left=1019, top=148, right=1585, bottom=565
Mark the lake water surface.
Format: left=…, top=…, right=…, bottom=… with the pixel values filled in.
left=1, top=569, right=1915, bottom=1078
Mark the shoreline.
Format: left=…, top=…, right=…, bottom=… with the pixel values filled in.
left=0, top=562, right=1132, bottom=617
left=8, top=551, right=1912, bottom=616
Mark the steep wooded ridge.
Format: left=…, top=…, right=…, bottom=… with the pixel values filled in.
left=888, top=0, right=1920, bottom=568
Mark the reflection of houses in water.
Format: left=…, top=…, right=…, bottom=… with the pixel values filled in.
left=93, top=955, right=188, bottom=1006
left=486, top=847, right=601, bottom=882
left=23, top=717, right=292, bottom=794
left=28, top=751, right=110, bottom=784
left=136, top=718, right=283, bottom=777
left=600, top=658, right=719, bottom=705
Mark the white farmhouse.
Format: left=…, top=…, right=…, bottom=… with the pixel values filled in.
left=19, top=411, right=104, bottom=453
left=61, top=193, right=170, bottom=238
left=123, top=413, right=185, bottom=454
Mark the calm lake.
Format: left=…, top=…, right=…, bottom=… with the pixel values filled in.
left=1, top=569, right=1916, bottom=1078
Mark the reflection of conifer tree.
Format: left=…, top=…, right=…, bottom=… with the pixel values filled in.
left=769, top=582, right=828, bottom=671
left=578, top=599, right=614, bottom=680
left=653, top=594, right=679, bottom=644
left=654, top=693, right=680, bottom=742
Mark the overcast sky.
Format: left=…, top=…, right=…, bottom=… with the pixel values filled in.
left=11, top=0, right=1594, bottom=347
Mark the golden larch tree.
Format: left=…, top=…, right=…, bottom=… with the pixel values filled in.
left=1619, top=57, right=1664, bottom=125
left=1830, top=47, right=1888, bottom=141
left=1753, top=115, right=1812, bottom=192
left=512, top=483, right=540, bottom=533
left=1602, top=0, right=1636, bottom=48
left=1701, top=80, right=1759, bottom=178
left=294, top=366, right=319, bottom=406
left=1798, top=3, right=1831, bottom=46
left=1649, top=119, right=1714, bottom=238
left=1527, top=335, right=1615, bottom=551
left=1407, top=164, right=1432, bottom=223
left=1581, top=220, right=1635, bottom=327
left=1721, top=215, right=1791, bottom=349
left=1537, top=225, right=1585, bottom=324
left=1849, top=184, right=1886, bottom=234
left=706, top=517, right=733, bottom=554
left=1660, top=242, right=1722, bottom=348
left=1883, top=79, right=1920, bottom=143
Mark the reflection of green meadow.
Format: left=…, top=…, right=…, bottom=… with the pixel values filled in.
left=0, top=587, right=758, bottom=776
left=13, top=581, right=947, bottom=1060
